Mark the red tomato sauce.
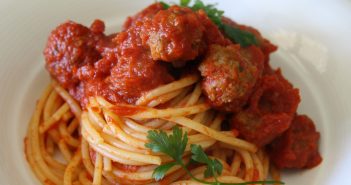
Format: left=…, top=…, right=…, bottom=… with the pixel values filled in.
left=110, top=105, right=147, bottom=117
left=268, top=115, right=322, bottom=169
left=44, top=2, right=321, bottom=170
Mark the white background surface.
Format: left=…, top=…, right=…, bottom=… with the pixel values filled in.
left=0, top=0, right=350, bottom=184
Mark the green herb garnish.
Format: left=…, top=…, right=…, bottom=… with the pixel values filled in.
left=159, top=0, right=258, bottom=47
left=190, top=0, right=224, bottom=28
left=160, top=1, right=170, bottom=9
left=146, top=126, right=284, bottom=185
left=222, top=24, right=258, bottom=47
left=180, top=0, right=191, bottom=7
left=191, top=144, right=223, bottom=179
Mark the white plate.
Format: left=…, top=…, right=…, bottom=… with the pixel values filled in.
left=1, top=0, right=350, bottom=184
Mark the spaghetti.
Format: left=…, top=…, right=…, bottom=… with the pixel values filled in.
left=25, top=0, right=322, bottom=184
left=25, top=76, right=279, bottom=185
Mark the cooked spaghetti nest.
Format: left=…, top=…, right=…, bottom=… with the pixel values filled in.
left=25, top=75, right=280, bottom=185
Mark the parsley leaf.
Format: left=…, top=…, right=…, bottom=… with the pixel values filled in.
left=152, top=161, right=177, bottom=181
left=180, top=0, right=191, bottom=7
left=160, top=1, right=170, bottom=9
left=191, top=144, right=223, bottom=178
left=145, top=126, right=285, bottom=184
left=223, top=24, right=258, bottom=47
left=145, top=126, right=187, bottom=162
left=191, top=0, right=224, bottom=28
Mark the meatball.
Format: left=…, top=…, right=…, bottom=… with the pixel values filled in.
left=198, top=44, right=264, bottom=112
left=110, top=57, right=173, bottom=104
left=268, top=115, right=322, bottom=169
left=140, top=5, right=206, bottom=62
left=197, top=10, right=231, bottom=46
left=222, top=17, right=277, bottom=71
left=232, top=110, right=292, bottom=147
left=249, top=70, right=300, bottom=116
left=110, top=23, right=174, bottom=104
left=122, top=2, right=165, bottom=30
left=44, top=20, right=104, bottom=88
left=231, top=70, right=300, bottom=146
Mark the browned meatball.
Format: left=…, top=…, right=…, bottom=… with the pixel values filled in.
left=232, top=110, right=292, bottom=147
left=249, top=69, right=301, bottom=116
left=198, top=44, right=264, bottom=112
left=268, top=115, right=322, bottom=169
left=44, top=20, right=104, bottom=88
left=197, top=10, right=231, bottom=46
left=109, top=22, right=174, bottom=104
left=140, top=5, right=206, bottom=62
left=221, top=17, right=277, bottom=72
left=231, top=70, right=301, bottom=146
left=122, top=3, right=165, bottom=30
